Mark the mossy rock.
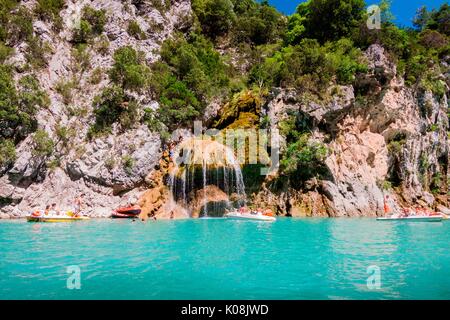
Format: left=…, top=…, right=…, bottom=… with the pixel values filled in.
left=214, top=90, right=262, bottom=129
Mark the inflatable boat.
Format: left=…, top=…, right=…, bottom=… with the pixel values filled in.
left=111, top=205, right=141, bottom=219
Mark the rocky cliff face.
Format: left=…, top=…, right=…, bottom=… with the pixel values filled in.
left=1, top=2, right=449, bottom=219
left=0, top=0, right=191, bottom=218
left=253, top=44, right=449, bottom=217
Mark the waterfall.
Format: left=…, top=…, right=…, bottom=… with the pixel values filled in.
left=168, top=138, right=247, bottom=217
left=202, top=158, right=208, bottom=217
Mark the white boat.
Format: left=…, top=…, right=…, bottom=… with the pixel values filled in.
left=224, top=211, right=276, bottom=222
left=377, top=215, right=443, bottom=222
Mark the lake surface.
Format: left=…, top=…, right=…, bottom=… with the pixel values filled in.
left=0, top=218, right=449, bottom=299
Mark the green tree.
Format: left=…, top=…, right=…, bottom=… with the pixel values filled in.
left=192, top=0, right=236, bottom=38
left=289, top=0, right=365, bottom=43
left=109, top=46, right=150, bottom=91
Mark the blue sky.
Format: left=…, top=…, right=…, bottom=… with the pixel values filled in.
left=264, top=0, right=448, bottom=27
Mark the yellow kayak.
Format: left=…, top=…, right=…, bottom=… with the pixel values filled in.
left=26, top=213, right=90, bottom=222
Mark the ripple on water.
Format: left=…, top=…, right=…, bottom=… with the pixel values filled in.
left=0, top=218, right=449, bottom=299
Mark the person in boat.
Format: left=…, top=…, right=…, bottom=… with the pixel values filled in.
left=44, top=205, right=50, bottom=216
left=74, top=193, right=85, bottom=214
left=383, top=195, right=391, bottom=215
left=49, top=203, right=60, bottom=216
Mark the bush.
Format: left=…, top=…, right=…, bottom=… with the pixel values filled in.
left=232, top=0, right=286, bottom=45
left=122, top=155, right=134, bottom=173
left=82, top=6, right=107, bottom=34
left=25, top=36, right=52, bottom=69
left=0, top=42, right=13, bottom=63
left=0, top=138, right=15, bottom=167
left=89, top=67, right=104, bottom=84
left=72, top=6, right=107, bottom=43
left=109, top=46, right=150, bottom=91
left=7, top=7, right=33, bottom=45
left=280, top=133, right=328, bottom=177
left=18, top=74, right=50, bottom=111
left=192, top=0, right=236, bottom=38
left=89, top=85, right=139, bottom=137
left=249, top=38, right=367, bottom=92
left=34, top=0, right=65, bottom=27
left=32, top=129, right=54, bottom=157
left=0, top=67, right=47, bottom=142
left=55, top=79, right=77, bottom=104
left=288, top=0, right=365, bottom=44
left=127, top=20, right=146, bottom=40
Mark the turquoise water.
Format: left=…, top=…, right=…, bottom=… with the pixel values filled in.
left=0, top=218, right=449, bottom=300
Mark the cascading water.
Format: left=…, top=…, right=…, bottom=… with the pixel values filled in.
left=168, top=138, right=247, bottom=217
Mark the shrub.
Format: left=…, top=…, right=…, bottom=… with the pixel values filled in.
left=82, top=6, right=106, bottom=34
left=32, top=129, right=54, bottom=157
left=25, top=36, right=52, bottom=69
left=89, top=67, right=104, bottom=85
left=127, top=20, right=146, bottom=40
left=288, top=0, right=365, bottom=43
left=0, top=42, right=13, bottom=63
left=72, top=19, right=93, bottom=43
left=122, top=155, right=134, bottom=173
left=109, top=46, right=150, bottom=91
left=192, top=0, right=236, bottom=38
left=7, top=7, right=33, bottom=45
left=18, top=74, right=50, bottom=111
left=34, top=0, right=65, bottom=28
left=419, top=29, right=448, bottom=49
left=89, top=85, right=139, bottom=137
left=55, top=79, right=77, bottom=104
left=0, top=67, right=48, bottom=142
left=0, top=138, right=15, bottom=167
left=280, top=133, right=328, bottom=177
left=95, top=34, right=110, bottom=55
left=72, top=6, right=107, bottom=43
left=72, top=44, right=91, bottom=72
left=232, top=0, right=286, bottom=45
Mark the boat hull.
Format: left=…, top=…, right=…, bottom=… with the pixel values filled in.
left=377, top=216, right=442, bottom=222
left=26, top=216, right=90, bottom=222
left=111, top=212, right=139, bottom=219
left=224, top=212, right=276, bottom=222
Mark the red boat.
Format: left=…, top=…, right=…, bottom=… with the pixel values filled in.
left=111, top=205, right=141, bottom=219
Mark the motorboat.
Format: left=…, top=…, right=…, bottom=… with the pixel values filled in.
left=224, top=211, right=276, bottom=222
left=376, top=214, right=443, bottom=222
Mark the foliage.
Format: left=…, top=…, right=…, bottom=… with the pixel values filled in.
left=192, top=0, right=236, bottom=38
left=127, top=20, right=146, bottom=40
left=32, top=129, right=54, bottom=157
left=286, top=0, right=365, bottom=44
left=280, top=132, right=328, bottom=177
left=0, top=67, right=48, bottom=142
left=89, top=85, right=139, bottom=137
left=249, top=38, right=367, bottom=92
left=73, top=6, right=107, bottom=43
left=0, top=138, right=15, bottom=167
left=146, top=32, right=230, bottom=130
left=34, top=0, right=65, bottom=28
left=109, top=46, right=150, bottom=91
left=55, top=79, right=77, bottom=104
left=25, top=36, right=52, bottom=69
left=122, top=155, right=134, bottom=173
